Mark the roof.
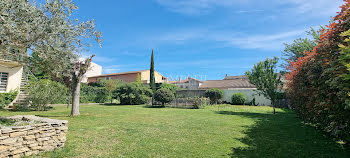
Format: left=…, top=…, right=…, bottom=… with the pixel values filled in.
left=169, top=77, right=203, bottom=84
left=89, top=69, right=165, bottom=78
left=223, top=75, right=248, bottom=80
left=199, top=79, right=255, bottom=89
left=0, top=59, right=22, bottom=68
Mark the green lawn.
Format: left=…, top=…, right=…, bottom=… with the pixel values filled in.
left=0, top=105, right=349, bottom=158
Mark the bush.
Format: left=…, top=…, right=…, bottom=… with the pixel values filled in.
left=80, top=83, right=108, bottom=103
left=160, top=83, right=178, bottom=94
left=113, top=82, right=153, bottom=105
left=26, top=79, right=68, bottom=111
left=0, top=90, right=18, bottom=108
left=231, top=93, right=247, bottom=105
left=205, top=88, right=224, bottom=104
left=154, top=88, right=175, bottom=106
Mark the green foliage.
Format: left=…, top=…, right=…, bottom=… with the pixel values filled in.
left=154, top=88, right=175, bottom=106
left=160, top=83, right=178, bottom=94
left=245, top=57, right=283, bottom=113
left=231, top=93, right=247, bottom=105
left=93, top=79, right=123, bottom=103
left=80, top=83, right=108, bottom=103
left=113, top=82, right=153, bottom=105
left=26, top=79, right=68, bottom=111
left=205, top=88, right=224, bottom=104
left=150, top=50, right=156, bottom=92
left=281, top=28, right=321, bottom=68
left=0, top=90, right=18, bottom=107
left=136, top=73, right=142, bottom=83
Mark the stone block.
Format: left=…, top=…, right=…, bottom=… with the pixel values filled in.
left=10, top=131, right=27, bottom=137
left=0, top=138, right=17, bottom=145
left=23, top=135, right=36, bottom=140
left=11, top=147, right=29, bottom=155
left=0, top=145, right=11, bottom=153
left=0, top=135, right=9, bottom=140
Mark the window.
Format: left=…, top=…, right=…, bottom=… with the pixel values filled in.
left=0, top=72, right=8, bottom=92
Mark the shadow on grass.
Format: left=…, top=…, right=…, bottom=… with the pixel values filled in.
left=216, top=111, right=350, bottom=158
left=143, top=105, right=165, bottom=108
left=35, top=114, right=69, bottom=118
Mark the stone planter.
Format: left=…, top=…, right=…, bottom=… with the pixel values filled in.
left=0, top=115, right=68, bottom=158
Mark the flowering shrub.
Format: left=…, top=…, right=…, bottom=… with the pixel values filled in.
left=287, top=0, right=350, bottom=142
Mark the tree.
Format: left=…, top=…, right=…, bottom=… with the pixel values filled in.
left=96, top=79, right=119, bottom=103
left=136, top=73, right=142, bottom=83
left=245, top=57, right=283, bottom=114
left=26, top=79, right=68, bottom=111
left=154, top=88, right=175, bottom=106
left=205, top=88, right=224, bottom=104
left=113, top=82, right=153, bottom=105
left=0, top=0, right=102, bottom=116
left=150, top=49, right=156, bottom=105
left=150, top=50, right=156, bottom=92
left=160, top=83, right=178, bottom=95
left=281, top=28, right=321, bottom=68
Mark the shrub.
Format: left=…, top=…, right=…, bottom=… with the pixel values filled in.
left=0, top=90, right=18, bottom=108
left=160, top=83, right=178, bottom=94
left=231, top=93, right=247, bottom=105
left=80, top=83, right=108, bottom=103
left=26, top=79, right=68, bottom=111
left=205, top=88, right=223, bottom=104
left=193, top=97, right=210, bottom=109
left=154, top=88, right=175, bottom=106
left=286, top=1, right=350, bottom=142
left=113, top=82, right=153, bottom=105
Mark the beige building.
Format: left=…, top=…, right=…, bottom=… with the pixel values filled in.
left=0, top=59, right=23, bottom=93
left=87, top=70, right=167, bottom=83
left=81, top=61, right=102, bottom=83
left=169, top=77, right=203, bottom=90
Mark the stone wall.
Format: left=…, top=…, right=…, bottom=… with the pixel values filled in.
left=0, top=115, right=68, bottom=158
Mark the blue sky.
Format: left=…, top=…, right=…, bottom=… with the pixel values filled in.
left=73, top=0, right=343, bottom=80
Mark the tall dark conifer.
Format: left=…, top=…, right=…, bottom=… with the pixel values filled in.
left=150, top=50, right=156, bottom=93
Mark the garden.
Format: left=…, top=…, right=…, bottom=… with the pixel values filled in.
left=1, top=104, right=349, bottom=157
left=1, top=0, right=350, bottom=157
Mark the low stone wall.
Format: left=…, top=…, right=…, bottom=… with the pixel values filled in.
left=0, top=115, right=68, bottom=158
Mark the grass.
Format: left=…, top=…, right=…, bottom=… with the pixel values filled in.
left=0, top=104, right=349, bottom=157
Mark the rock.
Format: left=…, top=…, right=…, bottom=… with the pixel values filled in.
left=0, top=138, right=17, bottom=145
left=10, top=131, right=27, bottom=137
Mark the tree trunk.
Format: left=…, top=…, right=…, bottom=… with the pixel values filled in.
left=272, top=100, right=276, bottom=114
left=71, top=76, right=81, bottom=116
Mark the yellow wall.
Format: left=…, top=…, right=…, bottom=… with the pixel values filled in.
left=0, top=66, right=23, bottom=92
left=140, top=70, right=165, bottom=83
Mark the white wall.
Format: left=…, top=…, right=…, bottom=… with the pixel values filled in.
left=222, top=89, right=271, bottom=106
left=82, top=62, right=102, bottom=83
left=0, top=66, right=23, bottom=92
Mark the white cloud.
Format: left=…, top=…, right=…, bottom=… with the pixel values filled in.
left=151, top=28, right=307, bottom=50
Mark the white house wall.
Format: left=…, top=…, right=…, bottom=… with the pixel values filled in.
left=0, top=66, right=23, bottom=92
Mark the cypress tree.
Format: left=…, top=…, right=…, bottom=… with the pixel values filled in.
left=150, top=50, right=156, bottom=92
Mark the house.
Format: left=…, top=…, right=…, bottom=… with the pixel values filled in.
left=87, top=70, right=167, bottom=83
left=81, top=60, right=102, bottom=83
left=199, top=75, right=256, bottom=90
left=0, top=59, right=23, bottom=93
left=169, top=77, right=203, bottom=90
left=0, top=59, right=25, bottom=105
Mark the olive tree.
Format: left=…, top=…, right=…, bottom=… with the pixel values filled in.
left=245, top=57, right=283, bottom=114
left=0, top=0, right=102, bottom=116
